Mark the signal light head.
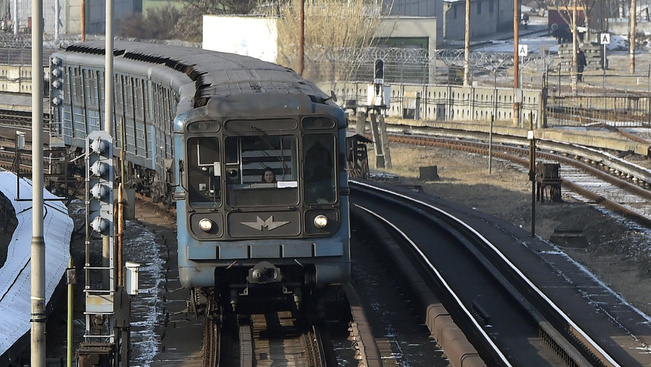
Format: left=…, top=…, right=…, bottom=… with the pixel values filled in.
left=90, top=161, right=109, bottom=177
left=90, top=137, right=108, bottom=154
left=90, top=216, right=109, bottom=233
left=90, top=183, right=109, bottom=200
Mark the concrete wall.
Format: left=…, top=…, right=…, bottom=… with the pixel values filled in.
left=376, top=16, right=437, bottom=83
left=444, top=0, right=513, bottom=40
left=202, top=15, right=278, bottom=63
left=0, top=64, right=32, bottom=93
left=10, top=0, right=137, bottom=36
left=383, top=0, right=443, bottom=45
left=321, top=81, right=543, bottom=128
left=86, top=0, right=141, bottom=34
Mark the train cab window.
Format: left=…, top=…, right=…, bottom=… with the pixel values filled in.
left=187, top=137, right=221, bottom=205
left=304, top=134, right=336, bottom=204
left=225, top=135, right=298, bottom=206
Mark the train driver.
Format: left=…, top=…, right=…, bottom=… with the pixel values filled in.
left=261, top=168, right=277, bottom=183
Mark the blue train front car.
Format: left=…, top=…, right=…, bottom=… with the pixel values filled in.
left=174, top=92, right=351, bottom=313
left=48, top=40, right=350, bottom=316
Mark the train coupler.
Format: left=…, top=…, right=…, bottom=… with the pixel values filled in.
left=246, top=261, right=282, bottom=285
left=293, top=287, right=302, bottom=310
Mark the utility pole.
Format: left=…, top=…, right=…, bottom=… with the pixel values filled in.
left=31, top=0, right=46, bottom=364
left=464, top=0, right=470, bottom=86
left=630, top=0, right=636, bottom=73
left=572, top=0, right=577, bottom=93
left=103, top=0, right=114, bottom=306
left=12, top=0, right=16, bottom=35
left=81, top=0, right=85, bottom=41
left=513, top=0, right=519, bottom=125
left=299, top=0, right=304, bottom=76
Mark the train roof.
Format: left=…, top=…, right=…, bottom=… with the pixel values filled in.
left=61, top=41, right=330, bottom=108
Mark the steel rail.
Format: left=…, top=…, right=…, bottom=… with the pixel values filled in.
left=382, top=133, right=651, bottom=228
left=384, top=124, right=651, bottom=185
left=353, top=202, right=511, bottom=367
left=351, top=180, right=621, bottom=367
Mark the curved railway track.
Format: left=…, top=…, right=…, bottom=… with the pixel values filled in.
left=350, top=181, right=651, bottom=366
left=384, top=129, right=651, bottom=228
left=4, top=110, right=651, bottom=365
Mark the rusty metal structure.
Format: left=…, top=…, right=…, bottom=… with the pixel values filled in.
left=536, top=162, right=562, bottom=202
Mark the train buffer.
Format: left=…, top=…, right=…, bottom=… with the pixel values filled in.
left=536, top=162, right=562, bottom=202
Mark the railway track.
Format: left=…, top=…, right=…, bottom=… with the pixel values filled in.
left=350, top=181, right=651, bottom=366
left=201, top=309, right=337, bottom=366
left=5, top=110, right=651, bottom=365
left=383, top=128, right=651, bottom=228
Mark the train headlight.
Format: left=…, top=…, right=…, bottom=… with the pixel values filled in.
left=313, top=215, right=328, bottom=229
left=199, top=218, right=214, bottom=232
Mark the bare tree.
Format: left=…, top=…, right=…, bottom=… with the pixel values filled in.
left=118, top=6, right=182, bottom=40
left=172, top=0, right=260, bottom=41
left=546, top=0, right=598, bottom=41
left=265, top=0, right=384, bottom=81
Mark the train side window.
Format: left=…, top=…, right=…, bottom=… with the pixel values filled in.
left=187, top=137, right=221, bottom=205
left=304, top=134, right=336, bottom=205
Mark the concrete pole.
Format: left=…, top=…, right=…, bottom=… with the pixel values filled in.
left=105, top=0, right=113, bottom=135
left=67, top=259, right=74, bottom=367
left=513, top=0, right=519, bottom=125
left=12, top=0, right=16, bottom=35
left=31, top=0, right=46, bottom=363
left=572, top=1, right=577, bottom=93
left=55, top=0, right=60, bottom=39
left=630, top=0, right=636, bottom=73
left=464, top=0, right=470, bottom=86
left=81, top=0, right=85, bottom=40
left=103, top=0, right=114, bottom=325
left=299, top=0, right=304, bottom=76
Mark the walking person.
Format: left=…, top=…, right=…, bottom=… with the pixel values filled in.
left=576, top=48, right=587, bottom=82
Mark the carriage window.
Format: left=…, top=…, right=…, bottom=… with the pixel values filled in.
left=187, top=137, right=221, bottom=205
left=304, top=134, right=336, bottom=204
left=225, top=135, right=298, bottom=206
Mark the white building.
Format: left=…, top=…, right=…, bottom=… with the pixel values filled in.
left=1, top=0, right=139, bottom=37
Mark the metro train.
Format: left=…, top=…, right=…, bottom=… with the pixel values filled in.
left=49, top=41, right=351, bottom=316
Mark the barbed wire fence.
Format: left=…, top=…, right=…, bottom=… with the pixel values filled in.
left=298, top=45, right=564, bottom=87
left=1, top=36, right=648, bottom=126
left=0, top=34, right=558, bottom=87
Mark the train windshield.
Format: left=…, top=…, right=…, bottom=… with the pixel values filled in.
left=225, top=135, right=299, bottom=206
left=187, top=137, right=221, bottom=206
left=304, top=134, right=336, bottom=204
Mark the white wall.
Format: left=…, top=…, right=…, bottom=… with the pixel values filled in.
left=202, top=15, right=278, bottom=63
left=376, top=16, right=438, bottom=83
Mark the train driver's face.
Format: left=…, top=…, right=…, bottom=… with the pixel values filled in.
left=264, top=171, right=275, bottom=182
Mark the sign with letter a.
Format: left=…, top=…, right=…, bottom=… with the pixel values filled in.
left=601, top=33, right=611, bottom=45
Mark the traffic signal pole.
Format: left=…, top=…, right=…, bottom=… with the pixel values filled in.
left=31, top=0, right=46, bottom=363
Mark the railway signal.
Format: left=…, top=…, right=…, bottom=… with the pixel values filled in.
left=86, top=131, right=114, bottom=236
left=81, top=130, right=118, bottom=366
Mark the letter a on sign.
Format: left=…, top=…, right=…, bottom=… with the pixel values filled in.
left=518, top=45, right=528, bottom=57
left=601, top=33, right=611, bottom=45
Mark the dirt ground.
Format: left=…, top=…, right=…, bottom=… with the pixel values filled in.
left=373, top=144, right=651, bottom=318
